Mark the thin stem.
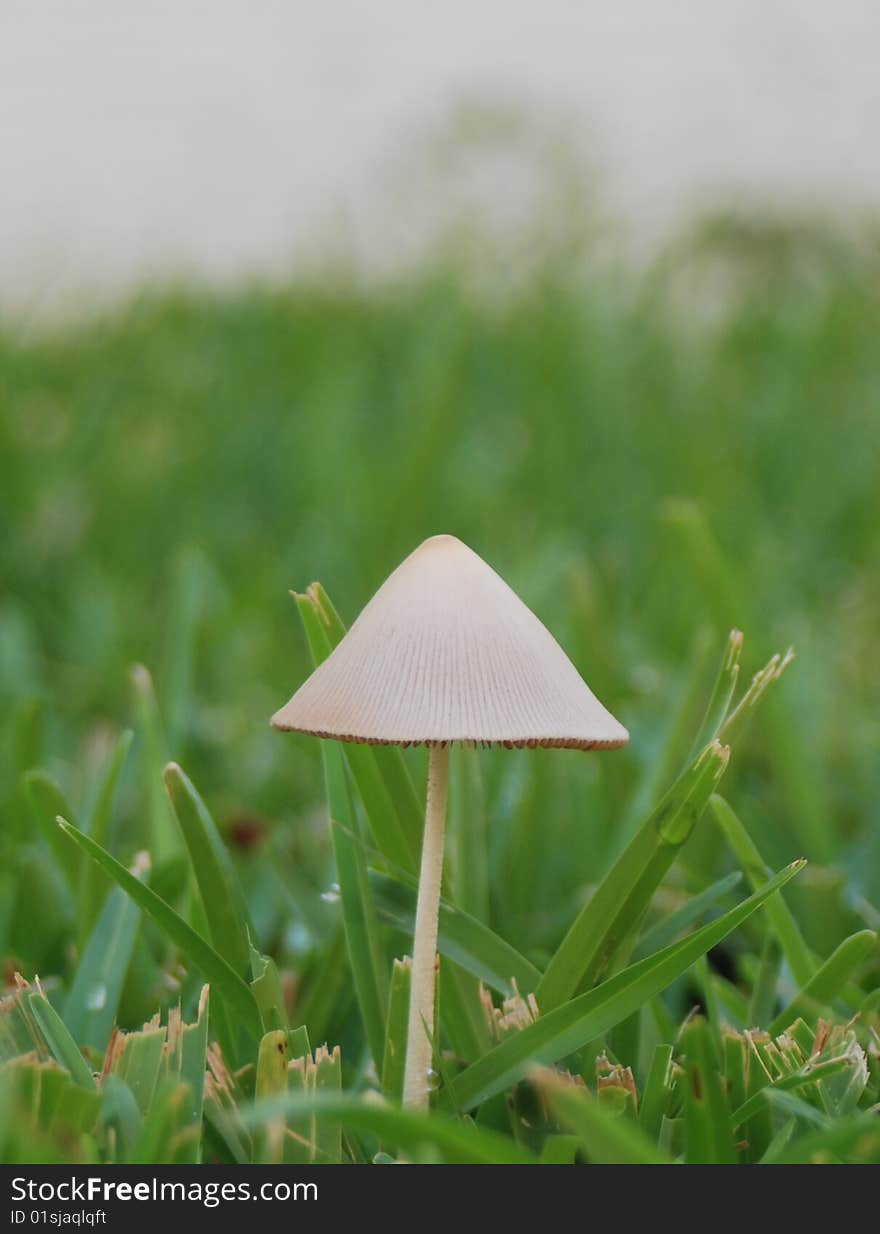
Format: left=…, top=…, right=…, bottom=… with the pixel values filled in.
left=402, top=743, right=450, bottom=1110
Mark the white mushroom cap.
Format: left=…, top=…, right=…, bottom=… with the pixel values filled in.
left=272, top=534, right=628, bottom=750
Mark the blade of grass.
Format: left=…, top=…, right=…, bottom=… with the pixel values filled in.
left=294, top=593, right=387, bottom=1069
left=448, top=744, right=489, bottom=923
left=174, top=984, right=209, bottom=1163
left=639, top=1043, right=674, bottom=1141
left=438, top=962, right=493, bottom=1064
left=665, top=507, right=828, bottom=863
left=249, top=945, right=288, bottom=1032
left=109, top=1023, right=166, bottom=1114
left=538, top=741, right=730, bottom=1010
left=99, top=1075, right=142, bottom=1162
left=163, top=761, right=253, bottom=979
left=160, top=547, right=212, bottom=751
left=620, top=627, right=717, bottom=839
left=538, top=1134, right=580, bottom=1164
left=22, top=769, right=82, bottom=890
left=295, top=923, right=350, bottom=1047
left=661, top=498, right=743, bottom=627
left=80, top=729, right=133, bottom=940
left=330, top=810, right=387, bottom=1070
left=694, top=955, right=721, bottom=1031
left=632, top=871, right=743, bottom=960
left=313, top=1046, right=343, bottom=1165
left=716, top=648, right=795, bottom=747
left=254, top=1030, right=290, bottom=1164
left=768, top=929, right=876, bottom=1037
left=343, top=744, right=420, bottom=872
left=763, top=1113, right=880, bottom=1164
left=64, top=852, right=149, bottom=1051
left=711, top=794, right=815, bottom=987
left=731, top=1054, right=856, bottom=1127
left=308, top=581, right=423, bottom=847
left=130, top=1078, right=195, bottom=1165
left=680, top=1015, right=736, bottom=1163
left=296, top=588, right=418, bottom=869
left=687, top=629, right=744, bottom=759
left=240, top=1091, right=537, bottom=1165
left=131, top=665, right=181, bottom=864
left=450, top=861, right=804, bottom=1111
left=27, top=992, right=96, bottom=1089
left=747, top=935, right=782, bottom=1026
left=57, top=817, right=262, bottom=1040
left=382, top=958, right=411, bottom=1103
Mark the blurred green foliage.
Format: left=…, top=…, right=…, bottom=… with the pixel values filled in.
left=2, top=217, right=878, bottom=867
left=0, top=215, right=878, bottom=1163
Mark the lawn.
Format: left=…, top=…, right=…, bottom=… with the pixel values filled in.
left=1, top=215, right=878, bottom=1163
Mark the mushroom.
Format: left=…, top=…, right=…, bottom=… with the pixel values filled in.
left=272, top=533, right=628, bottom=1110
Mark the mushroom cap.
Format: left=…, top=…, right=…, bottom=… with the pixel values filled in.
left=272, top=534, right=629, bottom=750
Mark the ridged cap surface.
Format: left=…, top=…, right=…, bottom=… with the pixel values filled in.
left=272, top=535, right=628, bottom=749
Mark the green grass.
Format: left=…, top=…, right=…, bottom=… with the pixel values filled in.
left=0, top=214, right=878, bottom=1164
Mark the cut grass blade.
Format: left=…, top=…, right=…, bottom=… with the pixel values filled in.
left=174, top=984, right=210, bottom=1162
left=163, top=761, right=253, bottom=979
left=57, top=817, right=262, bottom=1040
left=680, top=1016, right=736, bottom=1164
left=249, top=946, right=288, bottom=1032
left=27, top=991, right=96, bottom=1089
left=254, top=1030, right=290, bottom=1163
left=538, top=741, right=730, bottom=1010
left=64, top=852, right=148, bottom=1051
left=731, top=1054, right=856, bottom=1128
left=767, top=929, right=876, bottom=1037
left=449, top=861, right=805, bottom=1111
left=711, top=794, right=815, bottom=987
left=312, top=1046, right=343, bottom=1165
left=108, top=1022, right=166, bottom=1114
left=533, top=1068, right=671, bottom=1164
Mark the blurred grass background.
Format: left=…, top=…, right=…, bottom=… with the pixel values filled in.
left=1, top=214, right=879, bottom=1012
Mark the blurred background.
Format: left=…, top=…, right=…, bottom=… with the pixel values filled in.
left=1, top=5, right=878, bottom=1015
left=4, top=2, right=880, bottom=307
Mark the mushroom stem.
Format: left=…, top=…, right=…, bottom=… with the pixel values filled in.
left=402, top=742, right=450, bottom=1110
